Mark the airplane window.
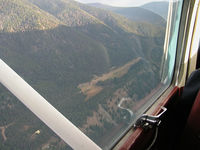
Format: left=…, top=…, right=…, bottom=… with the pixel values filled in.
left=0, top=0, right=183, bottom=149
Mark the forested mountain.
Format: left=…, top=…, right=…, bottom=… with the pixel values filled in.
left=0, top=0, right=166, bottom=149
left=87, top=3, right=166, bottom=26
left=28, top=0, right=164, bottom=37
left=0, top=0, right=61, bottom=32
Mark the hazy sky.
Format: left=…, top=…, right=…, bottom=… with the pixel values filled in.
left=75, top=0, right=169, bottom=7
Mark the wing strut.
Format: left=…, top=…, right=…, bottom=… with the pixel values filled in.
left=0, top=59, right=101, bottom=150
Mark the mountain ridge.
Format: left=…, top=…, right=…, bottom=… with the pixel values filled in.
left=87, top=2, right=166, bottom=26
left=142, top=2, right=169, bottom=19
left=0, top=0, right=62, bottom=32
left=28, top=0, right=164, bottom=37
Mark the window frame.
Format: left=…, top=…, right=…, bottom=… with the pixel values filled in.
left=112, top=0, right=200, bottom=149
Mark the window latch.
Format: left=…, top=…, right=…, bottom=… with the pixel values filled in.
left=134, top=107, right=167, bottom=129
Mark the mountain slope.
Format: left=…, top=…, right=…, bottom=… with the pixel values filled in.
left=87, top=3, right=166, bottom=26
left=0, top=0, right=61, bottom=32
left=142, top=2, right=169, bottom=20
left=27, top=0, right=165, bottom=68
left=112, top=7, right=166, bottom=26
left=28, top=0, right=164, bottom=37
left=27, top=0, right=102, bottom=27
left=79, top=2, right=165, bottom=37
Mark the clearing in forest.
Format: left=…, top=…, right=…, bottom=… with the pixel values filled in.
left=78, top=57, right=141, bottom=100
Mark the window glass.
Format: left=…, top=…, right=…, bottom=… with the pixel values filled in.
left=0, top=0, right=183, bottom=149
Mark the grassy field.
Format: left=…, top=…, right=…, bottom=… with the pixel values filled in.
left=78, top=57, right=141, bottom=100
